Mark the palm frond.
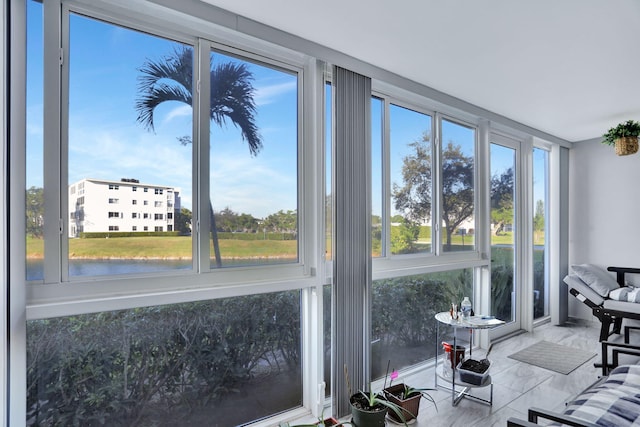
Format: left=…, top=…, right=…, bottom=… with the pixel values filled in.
left=135, top=47, right=193, bottom=131
left=135, top=47, right=263, bottom=156
left=210, top=62, right=262, bottom=156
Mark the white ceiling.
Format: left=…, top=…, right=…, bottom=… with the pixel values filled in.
left=200, top=0, right=640, bottom=143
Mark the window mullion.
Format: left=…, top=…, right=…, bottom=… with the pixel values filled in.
left=433, top=113, right=442, bottom=255
left=43, top=0, right=64, bottom=284
left=195, top=38, right=210, bottom=273
left=382, top=99, right=391, bottom=258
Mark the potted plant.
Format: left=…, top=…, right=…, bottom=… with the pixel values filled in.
left=382, top=369, right=437, bottom=423
left=602, top=119, right=640, bottom=156
left=383, top=383, right=437, bottom=423
left=343, top=364, right=409, bottom=426
left=349, top=389, right=409, bottom=427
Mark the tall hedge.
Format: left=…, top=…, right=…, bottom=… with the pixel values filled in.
left=27, top=293, right=301, bottom=426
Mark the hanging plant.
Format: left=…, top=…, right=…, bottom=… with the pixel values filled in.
left=602, top=120, right=640, bottom=156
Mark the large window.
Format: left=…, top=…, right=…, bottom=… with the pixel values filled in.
left=369, top=91, right=480, bottom=377
left=27, top=6, right=301, bottom=283
left=11, top=1, right=562, bottom=425
left=66, top=13, right=193, bottom=277
left=23, top=2, right=307, bottom=425
left=371, top=269, right=473, bottom=379
left=27, top=291, right=302, bottom=426
left=208, top=50, right=298, bottom=269
left=371, top=94, right=478, bottom=261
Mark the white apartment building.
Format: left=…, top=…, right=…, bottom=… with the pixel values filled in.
left=68, top=178, right=181, bottom=237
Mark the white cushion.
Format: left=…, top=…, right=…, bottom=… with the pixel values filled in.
left=564, top=274, right=606, bottom=306
left=571, top=264, right=620, bottom=297
left=603, top=299, right=640, bottom=314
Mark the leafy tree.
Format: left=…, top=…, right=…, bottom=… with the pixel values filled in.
left=533, top=199, right=545, bottom=242
left=441, top=142, right=474, bottom=249
left=237, top=213, right=259, bottom=232
left=490, top=167, right=514, bottom=236
left=216, top=207, right=239, bottom=232
left=263, top=210, right=297, bottom=238
left=491, top=196, right=513, bottom=236
left=135, top=46, right=262, bottom=267
left=214, top=207, right=259, bottom=232
left=392, top=132, right=474, bottom=250
left=174, top=207, right=192, bottom=234
left=390, top=214, right=404, bottom=223
left=392, top=133, right=432, bottom=226
left=26, top=186, right=44, bottom=238
left=390, top=221, right=419, bottom=254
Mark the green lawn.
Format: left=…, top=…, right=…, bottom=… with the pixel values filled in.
left=27, top=236, right=297, bottom=259
left=27, top=231, right=545, bottom=259
left=491, top=232, right=545, bottom=246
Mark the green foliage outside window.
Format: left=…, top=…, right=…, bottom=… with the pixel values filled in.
left=26, top=264, right=527, bottom=425
left=26, top=186, right=44, bottom=238
left=371, top=270, right=472, bottom=378
left=27, top=293, right=301, bottom=426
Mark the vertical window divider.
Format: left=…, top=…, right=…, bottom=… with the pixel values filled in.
left=520, top=136, right=534, bottom=331
left=477, top=120, right=491, bottom=262
left=9, top=0, right=28, bottom=424
left=1, top=1, right=7, bottom=420
left=195, top=39, right=210, bottom=273
left=551, top=144, right=568, bottom=325
left=382, top=98, right=391, bottom=258
left=300, top=56, right=323, bottom=417
left=45, top=0, right=64, bottom=283
left=476, top=120, right=491, bottom=335
left=433, top=113, right=443, bottom=256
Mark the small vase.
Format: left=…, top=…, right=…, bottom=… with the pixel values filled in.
left=614, top=136, right=639, bottom=156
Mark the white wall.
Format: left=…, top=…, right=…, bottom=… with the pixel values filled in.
left=568, top=138, right=640, bottom=318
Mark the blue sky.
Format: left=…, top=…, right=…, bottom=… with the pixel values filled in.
left=27, top=1, right=546, bottom=221
left=27, top=4, right=297, bottom=219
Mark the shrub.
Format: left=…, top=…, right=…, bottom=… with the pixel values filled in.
left=27, top=292, right=301, bottom=426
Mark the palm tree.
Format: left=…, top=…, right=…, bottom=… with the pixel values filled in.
left=135, top=46, right=262, bottom=267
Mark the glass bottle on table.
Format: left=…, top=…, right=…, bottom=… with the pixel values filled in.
left=461, top=297, right=472, bottom=319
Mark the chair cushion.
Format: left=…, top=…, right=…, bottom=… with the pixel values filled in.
left=564, top=365, right=640, bottom=426
left=609, top=286, right=640, bottom=303
left=603, top=299, right=640, bottom=314
left=564, top=274, right=606, bottom=306
left=572, top=264, right=620, bottom=297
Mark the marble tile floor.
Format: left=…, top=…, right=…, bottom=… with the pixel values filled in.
left=402, top=317, right=632, bottom=427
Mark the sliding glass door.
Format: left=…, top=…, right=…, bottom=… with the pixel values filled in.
left=533, top=147, right=550, bottom=320
left=490, top=135, right=520, bottom=333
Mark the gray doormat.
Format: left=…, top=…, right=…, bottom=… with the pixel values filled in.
left=507, top=340, right=596, bottom=375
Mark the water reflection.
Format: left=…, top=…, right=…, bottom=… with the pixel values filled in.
left=26, top=258, right=290, bottom=281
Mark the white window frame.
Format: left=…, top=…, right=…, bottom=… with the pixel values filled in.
left=486, top=131, right=526, bottom=339
left=14, top=2, right=326, bottom=426
left=6, top=1, right=568, bottom=426
left=370, top=83, right=488, bottom=281
left=25, top=0, right=318, bottom=317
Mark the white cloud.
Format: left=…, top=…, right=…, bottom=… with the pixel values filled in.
left=209, top=154, right=296, bottom=218
left=254, top=81, right=297, bottom=106
left=160, top=105, right=192, bottom=127
left=67, top=124, right=193, bottom=206
left=64, top=128, right=296, bottom=218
